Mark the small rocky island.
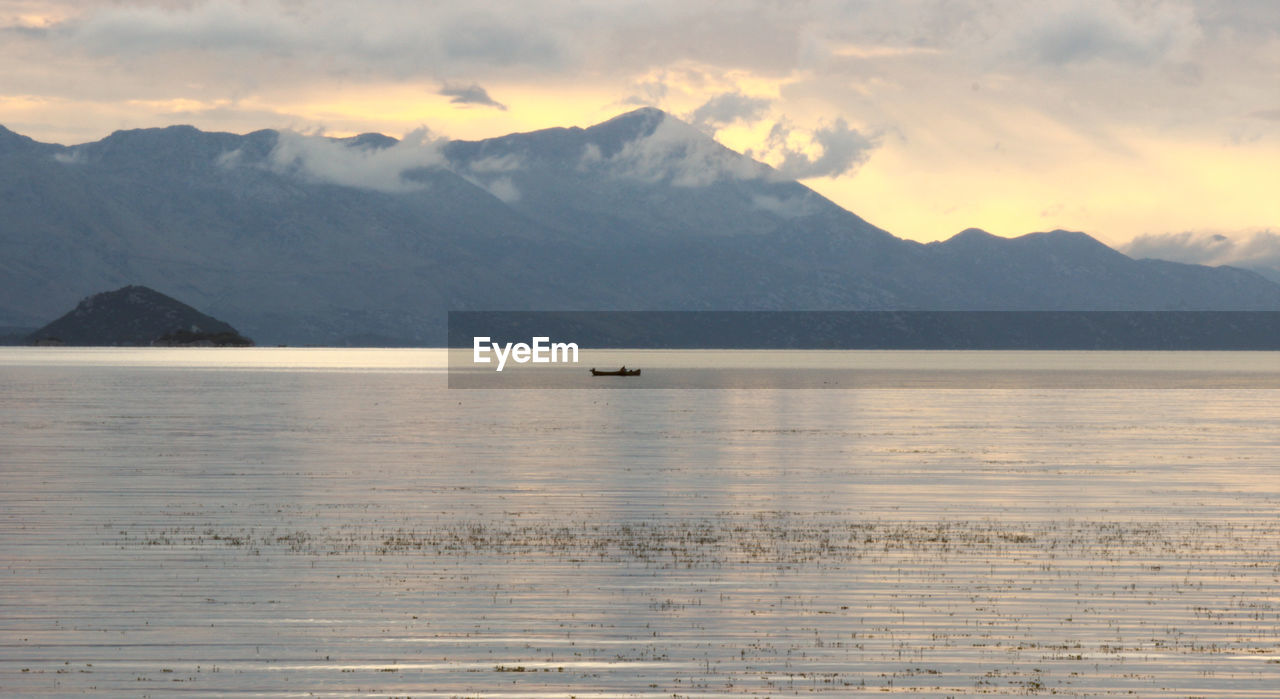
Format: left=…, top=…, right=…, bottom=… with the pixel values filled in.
left=26, top=285, right=254, bottom=347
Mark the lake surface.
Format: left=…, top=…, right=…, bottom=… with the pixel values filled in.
left=2, top=348, right=1279, bottom=696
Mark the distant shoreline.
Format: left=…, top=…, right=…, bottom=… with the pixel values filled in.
left=447, top=311, right=1280, bottom=351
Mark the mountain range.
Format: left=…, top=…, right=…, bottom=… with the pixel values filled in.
left=3, top=108, right=1279, bottom=345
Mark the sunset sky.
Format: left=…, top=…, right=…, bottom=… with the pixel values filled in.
left=3, top=0, right=1278, bottom=258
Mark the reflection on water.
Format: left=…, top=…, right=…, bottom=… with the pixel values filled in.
left=2, top=349, right=1279, bottom=696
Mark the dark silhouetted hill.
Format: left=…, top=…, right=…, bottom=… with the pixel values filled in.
left=26, top=285, right=253, bottom=346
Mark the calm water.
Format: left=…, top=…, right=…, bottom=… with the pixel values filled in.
left=2, top=348, right=1279, bottom=697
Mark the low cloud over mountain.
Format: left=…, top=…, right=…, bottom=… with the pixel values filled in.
left=263, top=128, right=446, bottom=192
left=1120, top=231, right=1280, bottom=282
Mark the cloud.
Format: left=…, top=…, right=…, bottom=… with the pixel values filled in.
left=439, top=83, right=507, bottom=110
left=687, top=91, right=772, bottom=132
left=480, top=176, right=520, bottom=203
left=452, top=152, right=524, bottom=202
left=48, top=2, right=296, bottom=55
left=4, top=1, right=1267, bottom=138
left=599, top=113, right=769, bottom=186
left=158, top=102, right=306, bottom=128
left=755, top=118, right=879, bottom=180
left=1007, top=0, right=1200, bottom=66
left=34, top=2, right=569, bottom=80
left=1120, top=231, right=1234, bottom=264
left=7, top=2, right=978, bottom=101
left=827, top=44, right=943, bottom=59
left=1119, top=230, right=1280, bottom=272
left=464, top=153, right=523, bottom=173
left=265, top=128, right=447, bottom=192
left=622, top=78, right=669, bottom=108
left=751, top=193, right=816, bottom=218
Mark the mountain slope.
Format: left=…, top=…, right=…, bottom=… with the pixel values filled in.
left=2, top=110, right=1279, bottom=344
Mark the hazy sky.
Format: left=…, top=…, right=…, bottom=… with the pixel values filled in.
left=3, top=0, right=1278, bottom=250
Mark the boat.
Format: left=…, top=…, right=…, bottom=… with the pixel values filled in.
left=590, top=367, right=641, bottom=376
